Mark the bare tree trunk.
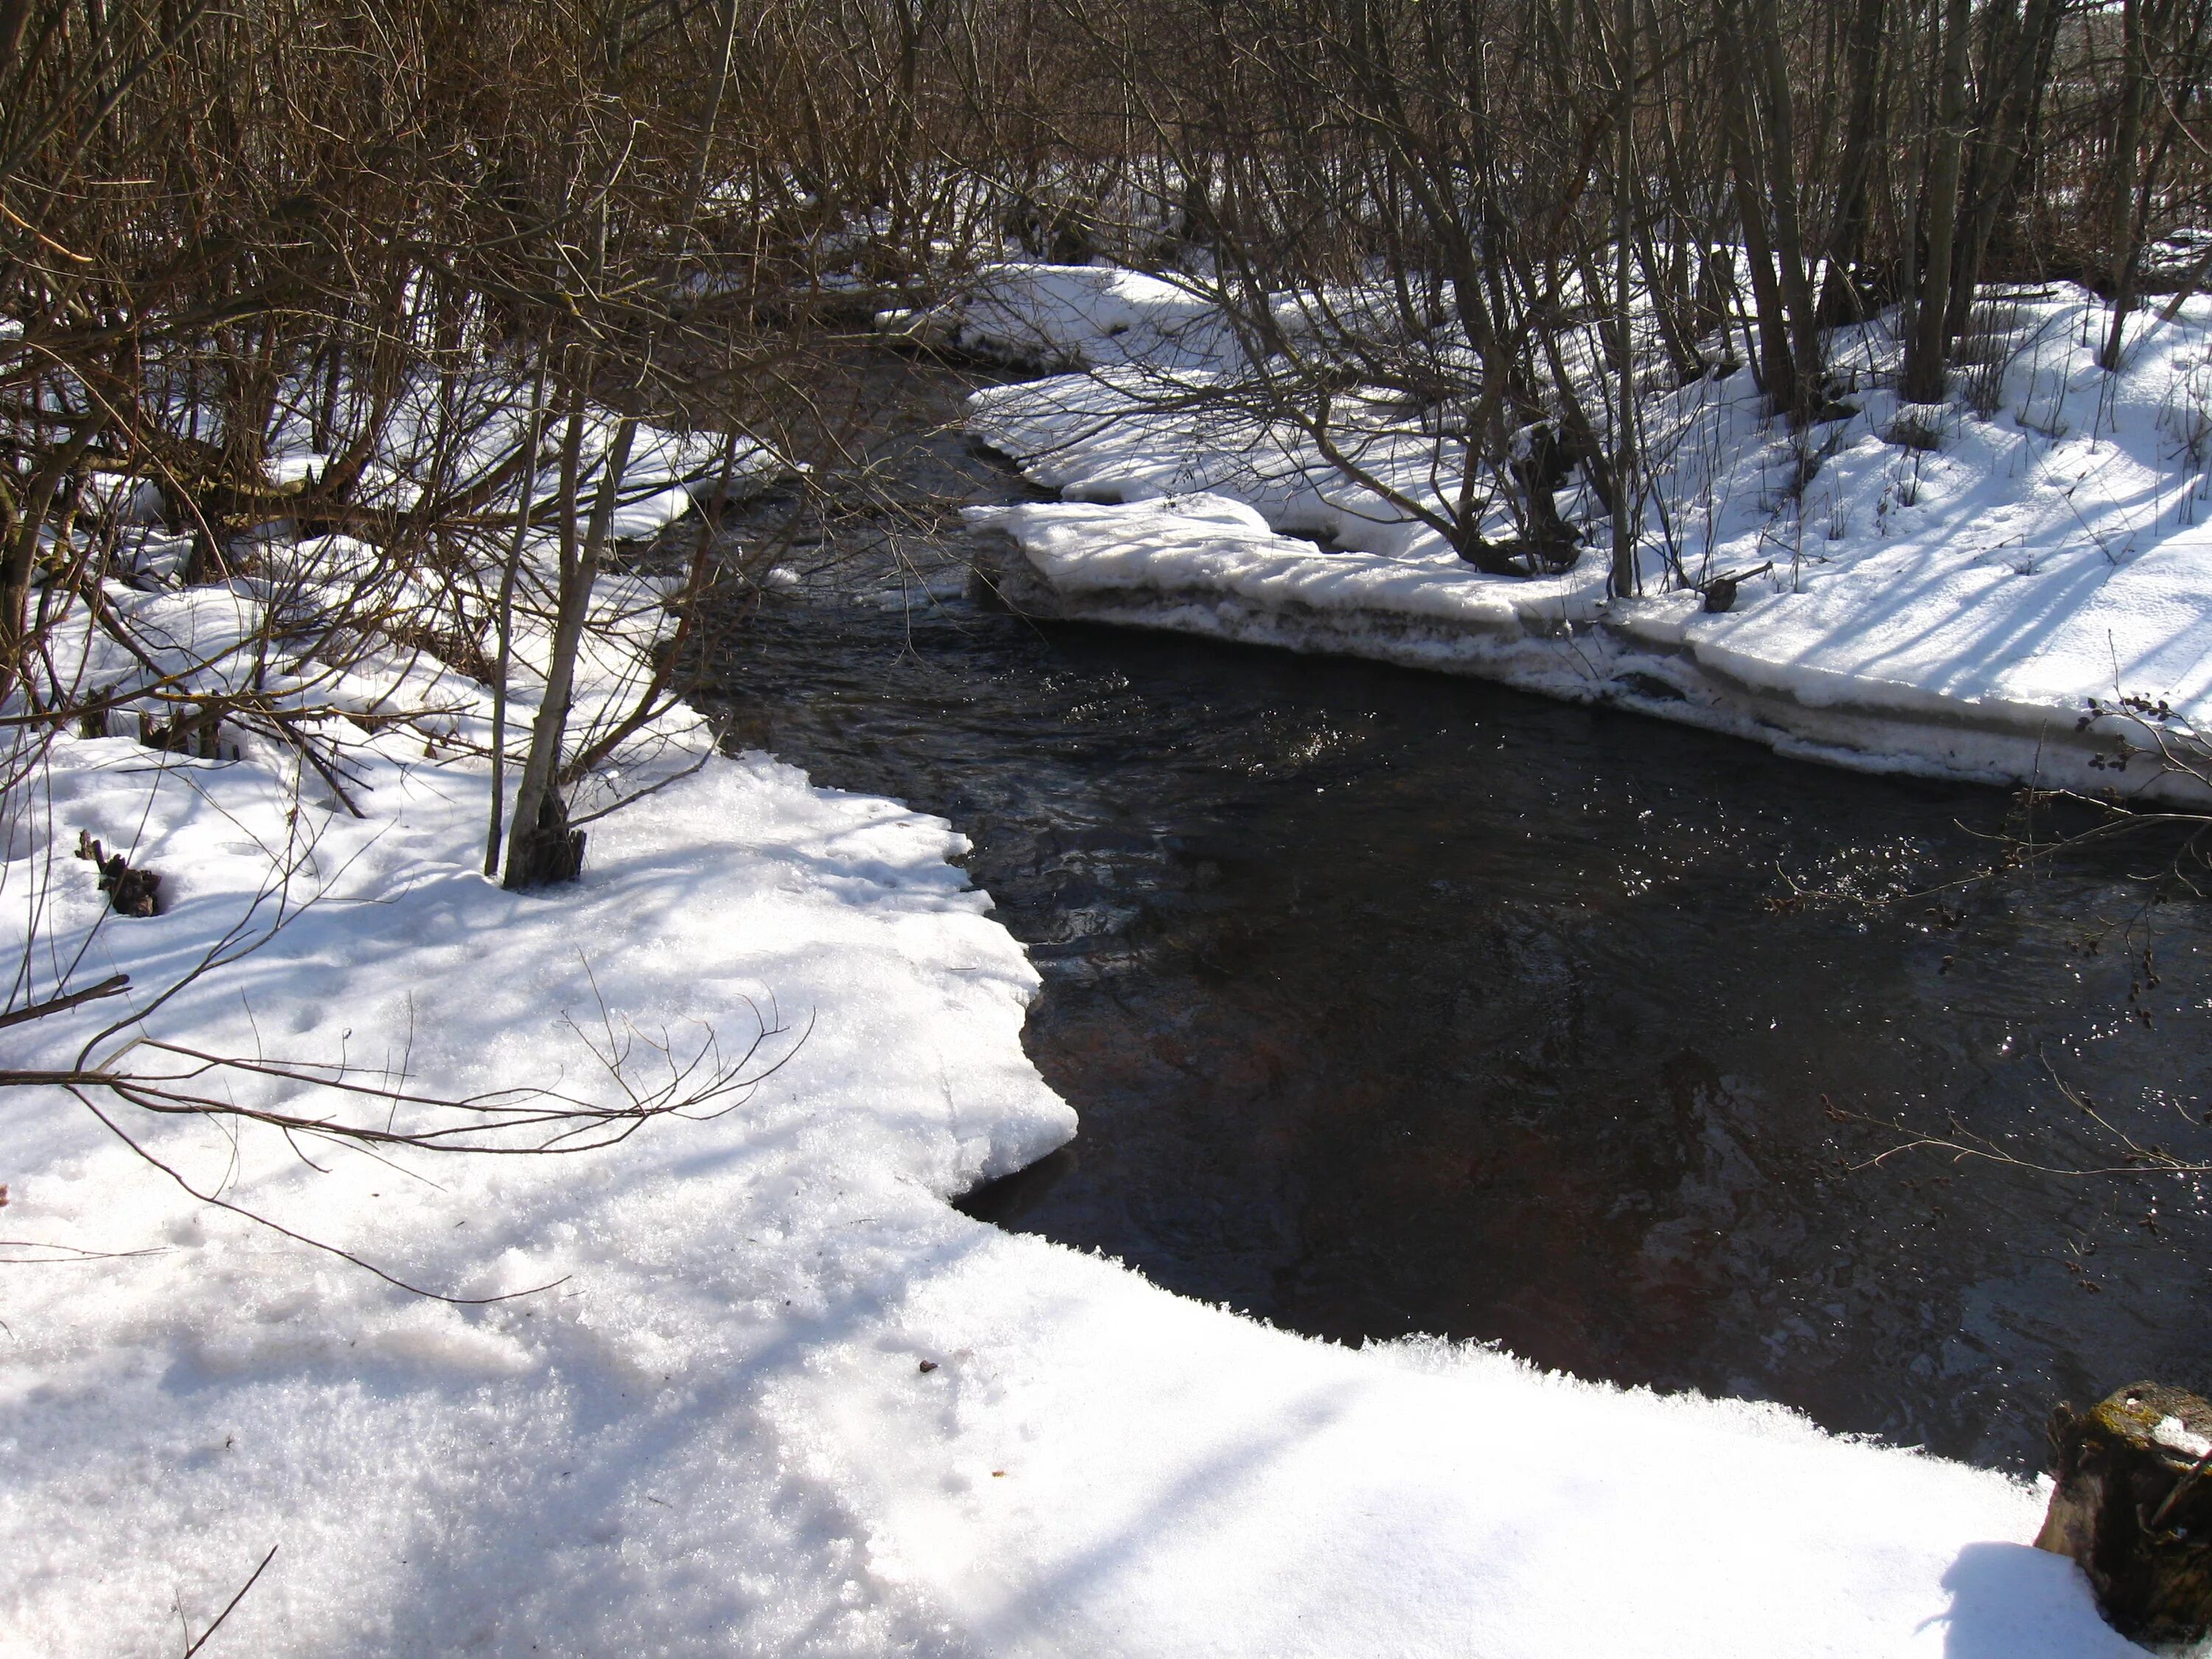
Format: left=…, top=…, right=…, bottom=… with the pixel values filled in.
left=1946, top=0, right=2062, bottom=344
left=485, top=358, right=549, bottom=878
left=503, top=388, right=640, bottom=890
left=1902, top=0, right=1972, bottom=404
left=1714, top=0, right=1797, bottom=412
left=1611, top=0, right=1638, bottom=596
left=1, top=417, right=102, bottom=697
left=2103, top=0, right=2154, bottom=369
left=1751, top=0, right=1824, bottom=415
left=1817, top=0, right=1888, bottom=324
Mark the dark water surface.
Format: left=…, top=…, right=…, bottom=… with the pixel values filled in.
left=694, top=360, right=2212, bottom=1472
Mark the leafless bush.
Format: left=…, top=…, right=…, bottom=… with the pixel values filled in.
left=0, top=0, right=1018, bottom=1285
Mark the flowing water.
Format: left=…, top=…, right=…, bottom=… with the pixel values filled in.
left=692, top=356, right=2212, bottom=1472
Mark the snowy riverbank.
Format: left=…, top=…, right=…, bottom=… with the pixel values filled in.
left=1, top=712, right=2140, bottom=1658
left=949, top=265, right=2212, bottom=803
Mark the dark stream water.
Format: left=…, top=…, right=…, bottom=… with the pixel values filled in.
left=693, top=358, right=2212, bottom=1472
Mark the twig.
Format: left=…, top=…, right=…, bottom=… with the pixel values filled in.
left=181, top=1543, right=277, bottom=1658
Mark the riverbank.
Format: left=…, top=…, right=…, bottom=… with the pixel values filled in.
left=1, top=717, right=2135, bottom=1658
left=942, top=265, right=2212, bottom=804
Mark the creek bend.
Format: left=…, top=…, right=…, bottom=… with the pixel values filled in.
left=692, top=358, right=2212, bottom=1472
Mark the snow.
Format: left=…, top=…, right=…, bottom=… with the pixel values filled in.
left=960, top=271, right=2212, bottom=801
left=206, top=378, right=782, bottom=532
left=787, top=1245, right=2126, bottom=1659
left=2155, top=1416, right=2212, bottom=1461
left=897, top=262, right=1226, bottom=372
left=1, top=573, right=1074, bottom=1655
left=0, top=327, right=2152, bottom=1655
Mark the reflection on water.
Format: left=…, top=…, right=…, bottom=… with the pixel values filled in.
left=694, top=361, right=2212, bottom=1472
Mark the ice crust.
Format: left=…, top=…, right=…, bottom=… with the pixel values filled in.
left=0, top=333, right=2146, bottom=1656
left=959, top=269, right=2212, bottom=801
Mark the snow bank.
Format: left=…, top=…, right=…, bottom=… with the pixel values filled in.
left=138, top=365, right=786, bottom=534
left=967, top=271, right=2212, bottom=801
left=1, top=574, right=1074, bottom=1655
left=787, top=1250, right=2127, bottom=1659
left=890, top=262, right=1227, bottom=372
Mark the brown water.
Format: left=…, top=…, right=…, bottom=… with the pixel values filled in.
left=694, top=358, right=2212, bottom=1472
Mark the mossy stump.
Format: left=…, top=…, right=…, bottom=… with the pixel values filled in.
left=2036, top=1381, right=2212, bottom=1646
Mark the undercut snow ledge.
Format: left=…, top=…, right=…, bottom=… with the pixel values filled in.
left=972, top=493, right=2212, bottom=803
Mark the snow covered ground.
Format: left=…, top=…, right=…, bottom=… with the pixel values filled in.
left=953, top=268, right=2212, bottom=802
left=0, top=341, right=2154, bottom=1657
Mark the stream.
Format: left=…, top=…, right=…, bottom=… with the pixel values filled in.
left=693, top=355, right=2212, bottom=1472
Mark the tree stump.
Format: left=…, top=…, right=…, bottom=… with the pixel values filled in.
left=502, top=792, right=587, bottom=889
left=74, top=831, right=161, bottom=918
left=2036, top=1381, right=2212, bottom=1646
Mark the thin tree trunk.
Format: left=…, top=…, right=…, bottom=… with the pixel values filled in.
left=1818, top=0, right=1888, bottom=324
left=1902, top=0, right=1972, bottom=404
left=1752, top=0, right=1824, bottom=415
left=1, top=417, right=103, bottom=696
left=1947, top=0, right=2062, bottom=343
left=503, top=386, right=644, bottom=890
left=2103, top=0, right=2153, bottom=368
left=1719, top=25, right=1797, bottom=411
left=484, top=357, right=550, bottom=878
left=1612, top=0, right=1638, bottom=596
left=560, top=428, right=740, bottom=787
